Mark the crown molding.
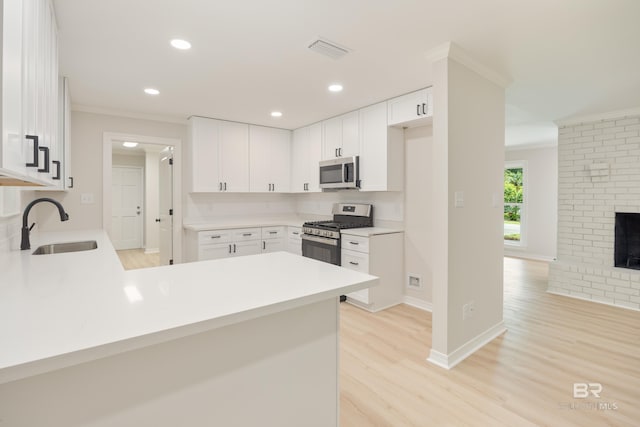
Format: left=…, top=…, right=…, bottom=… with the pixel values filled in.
left=426, top=42, right=512, bottom=88
left=71, top=103, right=188, bottom=125
left=555, top=107, right=640, bottom=127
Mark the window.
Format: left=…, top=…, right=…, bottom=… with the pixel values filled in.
left=504, top=162, right=526, bottom=246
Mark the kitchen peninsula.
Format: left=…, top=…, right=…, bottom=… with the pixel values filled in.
left=0, top=230, right=377, bottom=426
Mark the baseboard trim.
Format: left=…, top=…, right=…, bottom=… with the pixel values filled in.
left=427, top=321, right=507, bottom=370
left=403, top=296, right=433, bottom=312
left=504, top=251, right=555, bottom=262
left=144, top=248, right=159, bottom=254
left=547, top=290, right=640, bottom=312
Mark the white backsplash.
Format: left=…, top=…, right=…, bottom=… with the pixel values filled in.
left=185, top=191, right=404, bottom=227
left=0, top=215, right=22, bottom=254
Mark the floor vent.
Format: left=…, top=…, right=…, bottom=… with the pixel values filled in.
left=307, top=38, right=350, bottom=60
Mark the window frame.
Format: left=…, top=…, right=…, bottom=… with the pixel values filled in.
left=504, top=161, right=527, bottom=248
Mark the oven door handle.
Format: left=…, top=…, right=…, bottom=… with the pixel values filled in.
left=301, top=234, right=339, bottom=247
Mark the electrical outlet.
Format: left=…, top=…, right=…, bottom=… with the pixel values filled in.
left=80, top=193, right=94, bottom=204
left=463, top=301, right=475, bottom=320
left=407, top=275, right=422, bottom=289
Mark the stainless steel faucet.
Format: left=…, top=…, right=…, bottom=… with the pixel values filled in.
left=21, top=198, right=70, bottom=250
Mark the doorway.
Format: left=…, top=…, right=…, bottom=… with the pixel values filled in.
left=103, top=132, right=182, bottom=267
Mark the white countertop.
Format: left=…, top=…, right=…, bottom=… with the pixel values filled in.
left=183, top=216, right=315, bottom=231
left=340, top=227, right=404, bottom=237
left=0, top=229, right=377, bottom=384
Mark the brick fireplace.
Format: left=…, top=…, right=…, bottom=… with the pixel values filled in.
left=548, top=112, right=640, bottom=311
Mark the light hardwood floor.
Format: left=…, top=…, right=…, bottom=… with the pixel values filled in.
left=117, top=249, right=159, bottom=270
left=340, top=257, right=640, bottom=427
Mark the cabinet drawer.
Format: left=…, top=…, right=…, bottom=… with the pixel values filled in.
left=262, top=226, right=285, bottom=240
left=233, top=228, right=261, bottom=241
left=341, top=249, right=369, bottom=273
left=341, top=235, right=369, bottom=253
left=287, top=226, right=302, bottom=240
left=199, top=230, right=233, bottom=244
left=198, top=242, right=233, bottom=260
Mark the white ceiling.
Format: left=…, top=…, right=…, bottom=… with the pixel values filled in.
left=53, top=0, right=640, bottom=147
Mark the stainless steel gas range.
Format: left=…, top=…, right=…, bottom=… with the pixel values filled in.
left=301, top=203, right=373, bottom=266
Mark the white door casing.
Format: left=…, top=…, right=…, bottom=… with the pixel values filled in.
left=159, top=150, right=173, bottom=265
left=103, top=132, right=182, bottom=263
left=111, top=166, right=143, bottom=250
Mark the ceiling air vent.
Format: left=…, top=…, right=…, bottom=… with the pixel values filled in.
left=307, top=38, right=350, bottom=60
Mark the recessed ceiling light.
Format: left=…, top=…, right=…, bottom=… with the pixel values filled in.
left=328, top=84, right=343, bottom=92
left=122, top=142, right=138, bottom=148
left=271, top=111, right=283, bottom=117
left=170, top=39, right=191, bottom=50
left=144, top=88, right=160, bottom=95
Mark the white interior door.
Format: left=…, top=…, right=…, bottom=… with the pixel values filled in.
left=112, top=166, right=143, bottom=250
left=159, top=150, right=174, bottom=265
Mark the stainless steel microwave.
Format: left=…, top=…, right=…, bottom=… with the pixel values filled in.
left=319, top=156, right=360, bottom=190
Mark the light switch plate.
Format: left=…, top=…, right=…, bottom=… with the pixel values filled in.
left=80, top=193, right=94, bottom=204
left=454, top=191, right=464, bottom=208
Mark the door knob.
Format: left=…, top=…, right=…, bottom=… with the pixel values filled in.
left=155, top=218, right=161, bottom=222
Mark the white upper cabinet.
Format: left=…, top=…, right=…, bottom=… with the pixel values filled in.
left=291, top=123, right=321, bottom=192
left=321, top=110, right=359, bottom=160
left=188, top=117, right=249, bottom=192
left=249, top=125, right=291, bottom=193
left=387, top=87, right=433, bottom=127
left=359, top=102, right=404, bottom=192
left=1, top=0, right=59, bottom=186
left=219, top=121, right=250, bottom=192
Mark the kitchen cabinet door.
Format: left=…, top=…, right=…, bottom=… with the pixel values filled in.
left=249, top=125, right=290, bottom=192
left=359, top=102, right=403, bottom=192
left=321, top=112, right=359, bottom=160
left=291, top=123, right=322, bottom=192
left=387, top=88, right=432, bottom=127
left=233, top=240, right=262, bottom=257
left=263, top=238, right=286, bottom=253
left=199, top=242, right=234, bottom=261
left=219, top=121, right=249, bottom=192
left=189, top=117, right=222, bottom=192
left=1, top=0, right=27, bottom=178
left=340, top=111, right=360, bottom=158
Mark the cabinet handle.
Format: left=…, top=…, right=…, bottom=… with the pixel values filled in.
left=416, top=104, right=421, bottom=116
left=269, top=231, right=278, bottom=234
left=349, top=241, right=359, bottom=245
left=224, top=182, right=227, bottom=191
left=349, top=261, right=359, bottom=266
left=38, top=146, right=50, bottom=173
left=228, top=244, right=232, bottom=253
left=233, top=243, right=236, bottom=253
left=422, top=103, right=427, bottom=115
left=69, top=176, right=74, bottom=188
left=52, top=160, right=61, bottom=180
left=263, top=241, right=266, bottom=250
left=335, top=148, right=338, bottom=157
left=292, top=232, right=299, bottom=235
left=25, top=135, right=39, bottom=167
left=210, top=235, right=221, bottom=239
left=338, top=148, right=342, bottom=157
left=219, top=182, right=223, bottom=191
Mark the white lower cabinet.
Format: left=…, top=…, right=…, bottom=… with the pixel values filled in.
left=341, top=231, right=403, bottom=312
left=261, top=226, right=285, bottom=253
left=187, top=225, right=293, bottom=262
left=287, top=226, right=302, bottom=255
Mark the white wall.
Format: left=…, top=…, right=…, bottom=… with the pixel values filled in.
left=295, top=191, right=403, bottom=225
left=185, top=193, right=297, bottom=224
left=36, top=111, right=186, bottom=232
left=430, top=55, right=506, bottom=364
left=112, top=153, right=144, bottom=167
left=404, top=125, right=434, bottom=305
left=505, top=146, right=558, bottom=261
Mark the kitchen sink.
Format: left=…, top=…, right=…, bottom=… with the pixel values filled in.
left=32, top=240, right=98, bottom=255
